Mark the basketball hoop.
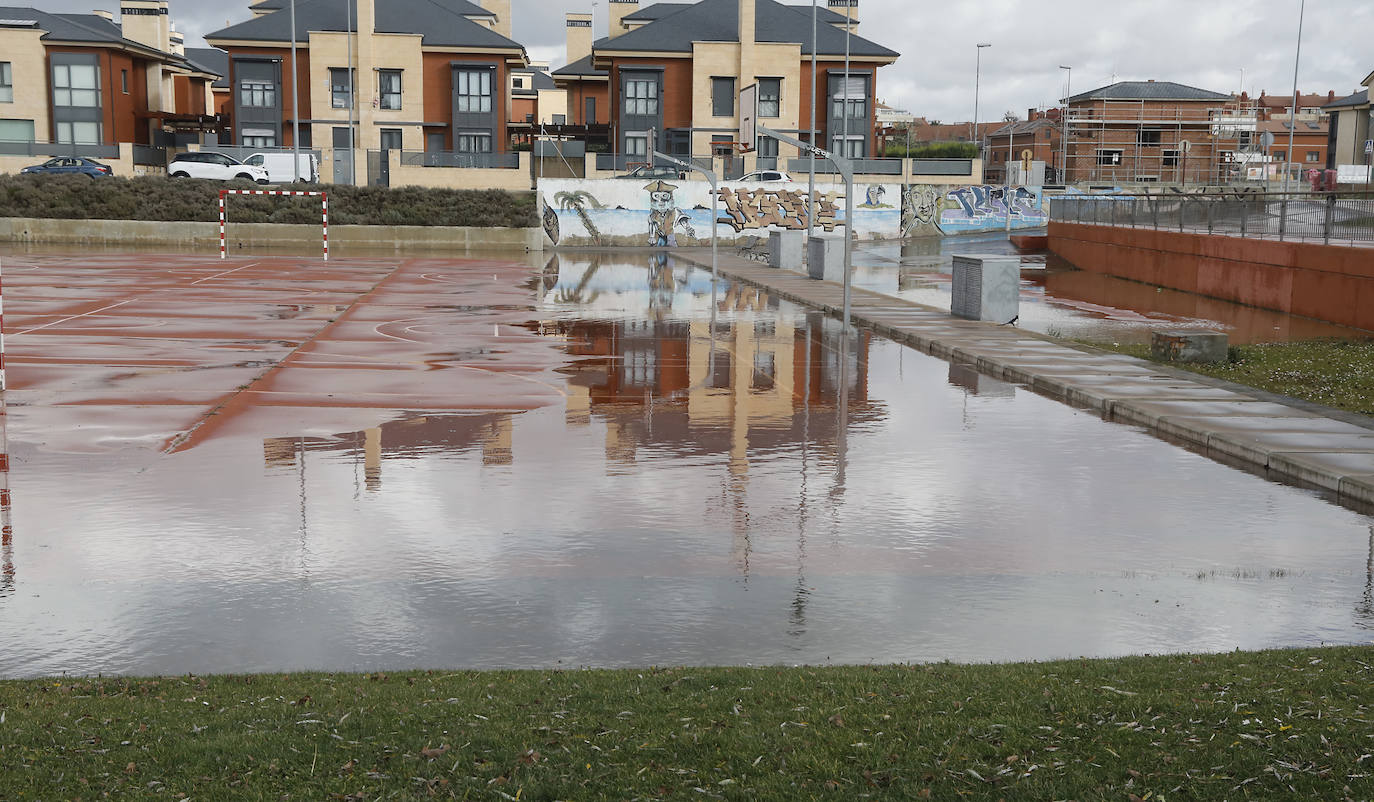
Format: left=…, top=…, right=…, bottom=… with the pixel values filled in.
left=739, top=83, right=758, bottom=152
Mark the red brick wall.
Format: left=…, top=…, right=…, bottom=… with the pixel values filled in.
left=1049, top=221, right=1374, bottom=331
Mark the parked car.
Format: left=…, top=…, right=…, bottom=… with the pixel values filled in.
left=618, top=165, right=687, bottom=180
left=737, top=170, right=791, bottom=183
left=167, top=152, right=269, bottom=183
left=243, top=152, right=318, bottom=183
left=20, top=157, right=113, bottom=178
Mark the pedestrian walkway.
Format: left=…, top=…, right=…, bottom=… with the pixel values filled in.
left=679, top=249, right=1374, bottom=510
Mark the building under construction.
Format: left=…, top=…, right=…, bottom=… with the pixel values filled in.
left=1060, top=81, right=1260, bottom=185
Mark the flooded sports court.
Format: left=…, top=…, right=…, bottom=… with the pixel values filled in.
left=0, top=247, right=1371, bottom=678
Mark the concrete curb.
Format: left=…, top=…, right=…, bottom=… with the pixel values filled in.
left=679, top=249, right=1374, bottom=512
left=0, top=217, right=545, bottom=252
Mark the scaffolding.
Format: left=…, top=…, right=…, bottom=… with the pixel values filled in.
left=1062, top=97, right=1262, bottom=186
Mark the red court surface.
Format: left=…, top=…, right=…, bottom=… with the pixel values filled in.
left=0, top=252, right=569, bottom=454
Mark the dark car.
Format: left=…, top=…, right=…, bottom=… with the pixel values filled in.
left=21, top=157, right=114, bottom=177
left=617, top=165, right=687, bottom=180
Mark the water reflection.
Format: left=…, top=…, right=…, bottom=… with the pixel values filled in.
left=4, top=250, right=1374, bottom=678
left=1, top=394, right=13, bottom=599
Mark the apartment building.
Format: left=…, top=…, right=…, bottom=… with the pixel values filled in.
left=1062, top=80, right=1249, bottom=184
left=985, top=110, right=1062, bottom=182
left=554, top=0, right=898, bottom=161
left=0, top=2, right=218, bottom=149
left=1323, top=73, right=1372, bottom=170
left=205, top=0, right=527, bottom=181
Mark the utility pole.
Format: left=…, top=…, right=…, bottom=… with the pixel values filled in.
left=1282, top=0, right=1306, bottom=198
left=289, top=0, right=300, bottom=182
left=807, top=0, right=817, bottom=237
left=973, top=43, right=991, bottom=160
left=1005, top=125, right=1013, bottom=232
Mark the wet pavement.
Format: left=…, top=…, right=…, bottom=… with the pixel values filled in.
left=1, top=248, right=1372, bottom=678
left=851, top=231, right=1372, bottom=344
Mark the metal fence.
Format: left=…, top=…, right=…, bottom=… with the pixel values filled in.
left=0, top=141, right=120, bottom=158
left=399, top=151, right=520, bottom=169
left=1051, top=192, right=1374, bottom=246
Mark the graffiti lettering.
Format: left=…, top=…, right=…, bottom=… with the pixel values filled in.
left=716, top=188, right=847, bottom=233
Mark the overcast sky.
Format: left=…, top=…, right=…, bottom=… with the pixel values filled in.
left=44, top=0, right=1374, bottom=121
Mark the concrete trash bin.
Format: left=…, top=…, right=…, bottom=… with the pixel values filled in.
left=951, top=254, right=1020, bottom=323
left=806, top=233, right=846, bottom=282
left=768, top=229, right=804, bottom=269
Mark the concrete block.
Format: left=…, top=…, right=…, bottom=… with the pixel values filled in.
left=768, top=229, right=804, bottom=269
left=806, top=233, right=846, bottom=282
left=951, top=254, right=1020, bottom=323
left=1151, top=330, right=1229, bottom=363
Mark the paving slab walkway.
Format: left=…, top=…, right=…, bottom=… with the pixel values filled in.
left=679, top=249, right=1374, bottom=510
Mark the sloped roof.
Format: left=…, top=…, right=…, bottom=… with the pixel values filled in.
left=207, top=0, right=521, bottom=51
left=553, top=52, right=607, bottom=78
left=1323, top=90, right=1369, bottom=110
left=0, top=6, right=180, bottom=60
left=250, top=0, right=494, bottom=13
left=1068, top=81, right=1232, bottom=103
left=185, top=47, right=230, bottom=88
left=1257, top=118, right=1328, bottom=134
left=621, top=1, right=849, bottom=23
left=596, top=0, right=898, bottom=58
left=990, top=118, right=1059, bottom=137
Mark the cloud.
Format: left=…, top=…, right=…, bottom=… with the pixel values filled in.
left=38, top=0, right=1373, bottom=122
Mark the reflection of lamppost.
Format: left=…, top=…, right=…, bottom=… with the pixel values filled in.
left=973, top=43, right=991, bottom=160
left=1059, top=65, right=1072, bottom=183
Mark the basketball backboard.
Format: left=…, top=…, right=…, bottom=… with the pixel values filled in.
left=738, top=83, right=758, bottom=153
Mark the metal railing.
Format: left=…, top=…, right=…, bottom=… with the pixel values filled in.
left=595, top=153, right=714, bottom=173
left=399, top=151, right=520, bottom=169
left=0, top=141, right=120, bottom=158
left=1051, top=191, right=1374, bottom=246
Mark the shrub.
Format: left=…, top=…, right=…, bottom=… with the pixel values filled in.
left=0, top=174, right=538, bottom=228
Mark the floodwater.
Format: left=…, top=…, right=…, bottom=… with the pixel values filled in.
left=0, top=249, right=1372, bottom=678
left=853, top=231, right=1372, bottom=344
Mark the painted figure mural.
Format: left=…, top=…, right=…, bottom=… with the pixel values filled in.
left=645, top=180, right=696, bottom=247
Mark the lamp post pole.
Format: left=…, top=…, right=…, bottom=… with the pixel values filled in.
left=289, top=0, right=300, bottom=182
left=973, top=43, right=991, bottom=161
left=1282, top=0, right=1306, bottom=198
left=1059, top=65, right=1071, bottom=184
left=807, top=0, right=817, bottom=236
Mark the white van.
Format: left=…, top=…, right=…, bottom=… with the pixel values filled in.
left=243, top=152, right=319, bottom=184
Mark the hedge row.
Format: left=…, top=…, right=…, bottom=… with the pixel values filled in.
left=0, top=174, right=538, bottom=228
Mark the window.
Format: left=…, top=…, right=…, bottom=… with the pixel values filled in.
left=625, top=133, right=648, bottom=157
left=455, top=132, right=492, bottom=152
left=758, top=77, right=780, bottom=118
left=0, top=119, right=35, bottom=142
left=242, top=128, right=276, bottom=148
left=380, top=128, right=403, bottom=150
left=378, top=69, right=402, bottom=110
left=831, top=75, right=866, bottom=120
left=456, top=70, right=492, bottom=113
left=1306, top=151, right=1321, bottom=162
left=512, top=77, right=524, bottom=89
left=830, top=135, right=864, bottom=159
left=625, top=79, right=657, bottom=116
left=53, top=63, right=100, bottom=107
left=121, top=69, right=128, bottom=94
left=1162, top=149, right=1179, bottom=167
left=240, top=80, right=275, bottom=108
left=711, top=77, right=734, bottom=118
left=756, top=136, right=778, bottom=158
left=1138, top=129, right=1161, bottom=147
left=56, top=121, right=101, bottom=144
left=330, top=68, right=353, bottom=109
left=0, top=62, right=11, bottom=103
left=1096, top=148, right=1123, bottom=166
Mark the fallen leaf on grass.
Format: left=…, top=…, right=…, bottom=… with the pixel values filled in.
left=420, top=744, right=449, bottom=760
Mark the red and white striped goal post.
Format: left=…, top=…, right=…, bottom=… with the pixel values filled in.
left=219, top=189, right=329, bottom=261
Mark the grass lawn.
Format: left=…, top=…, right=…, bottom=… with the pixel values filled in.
left=2, top=647, right=1373, bottom=800
left=1084, top=338, right=1374, bottom=416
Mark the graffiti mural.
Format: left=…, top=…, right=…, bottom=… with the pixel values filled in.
left=538, top=178, right=903, bottom=247
left=901, top=184, right=1049, bottom=237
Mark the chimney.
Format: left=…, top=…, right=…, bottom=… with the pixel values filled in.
left=566, top=13, right=593, bottom=65
left=93, top=8, right=113, bottom=22
left=479, top=0, right=512, bottom=39
left=118, top=0, right=166, bottom=51
left=1028, top=108, right=1039, bottom=121
left=738, top=0, right=754, bottom=45
left=827, top=0, right=857, bottom=29
left=607, top=0, right=638, bottom=39
left=157, top=1, right=170, bottom=52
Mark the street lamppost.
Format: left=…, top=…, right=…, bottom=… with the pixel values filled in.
left=973, top=43, right=991, bottom=160
left=1282, top=0, right=1307, bottom=197
left=1059, top=65, right=1071, bottom=184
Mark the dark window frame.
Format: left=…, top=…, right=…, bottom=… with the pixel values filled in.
left=378, top=69, right=402, bottom=110
left=711, top=77, right=735, bottom=118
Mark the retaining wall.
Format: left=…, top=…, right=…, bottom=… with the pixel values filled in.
left=0, top=217, right=544, bottom=252
left=1048, top=221, right=1374, bottom=332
